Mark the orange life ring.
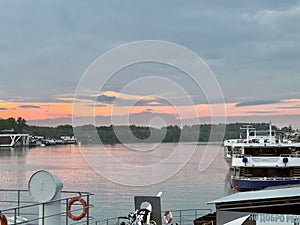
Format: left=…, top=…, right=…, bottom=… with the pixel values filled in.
left=67, top=197, right=88, bottom=221
left=163, top=211, right=172, bottom=224
left=0, top=213, right=8, bottom=225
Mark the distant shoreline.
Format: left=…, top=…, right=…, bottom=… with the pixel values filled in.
left=0, top=118, right=296, bottom=145
left=27, top=114, right=300, bottom=129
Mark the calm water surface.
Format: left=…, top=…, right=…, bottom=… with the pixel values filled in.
left=0, top=143, right=232, bottom=220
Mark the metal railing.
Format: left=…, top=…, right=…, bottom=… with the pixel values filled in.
left=94, top=208, right=212, bottom=225
left=1, top=190, right=212, bottom=225
left=0, top=189, right=94, bottom=225
left=232, top=176, right=300, bottom=181
left=233, top=154, right=300, bottom=158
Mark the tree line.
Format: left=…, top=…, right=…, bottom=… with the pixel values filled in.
left=0, top=117, right=295, bottom=144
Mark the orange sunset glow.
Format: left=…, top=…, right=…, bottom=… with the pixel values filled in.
left=0, top=101, right=73, bottom=120
left=1, top=94, right=300, bottom=126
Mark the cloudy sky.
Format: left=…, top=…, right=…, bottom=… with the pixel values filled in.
left=0, top=0, right=300, bottom=128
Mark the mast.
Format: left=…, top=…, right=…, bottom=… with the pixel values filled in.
left=269, top=122, right=272, bottom=143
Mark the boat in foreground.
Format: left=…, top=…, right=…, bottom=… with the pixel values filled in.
left=0, top=170, right=210, bottom=225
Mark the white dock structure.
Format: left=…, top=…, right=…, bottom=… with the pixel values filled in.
left=0, top=131, right=29, bottom=147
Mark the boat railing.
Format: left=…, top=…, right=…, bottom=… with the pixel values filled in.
left=232, top=154, right=251, bottom=158
left=233, top=154, right=300, bottom=158
left=232, top=176, right=300, bottom=181
left=94, top=208, right=212, bottom=225
left=0, top=189, right=94, bottom=225
left=280, top=153, right=300, bottom=158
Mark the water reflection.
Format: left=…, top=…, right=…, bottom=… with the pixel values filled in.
left=0, top=144, right=230, bottom=219
left=0, top=147, right=29, bottom=157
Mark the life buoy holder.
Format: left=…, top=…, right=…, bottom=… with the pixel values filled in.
left=0, top=213, right=8, bottom=225
left=67, top=197, right=88, bottom=221
left=163, top=211, right=172, bottom=224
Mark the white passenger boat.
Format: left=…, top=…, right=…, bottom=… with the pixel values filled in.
left=224, top=124, right=300, bottom=191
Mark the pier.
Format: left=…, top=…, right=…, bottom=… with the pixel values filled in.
left=0, top=130, right=29, bottom=147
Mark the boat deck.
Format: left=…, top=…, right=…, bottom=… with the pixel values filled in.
left=0, top=189, right=211, bottom=225
left=0, top=189, right=93, bottom=224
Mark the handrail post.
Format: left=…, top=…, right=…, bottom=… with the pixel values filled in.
left=66, top=198, right=69, bottom=225
left=179, top=210, right=182, bottom=225
left=87, top=195, right=90, bottom=225
left=17, top=190, right=21, bottom=216
left=14, top=208, right=17, bottom=224
left=42, top=203, right=45, bottom=225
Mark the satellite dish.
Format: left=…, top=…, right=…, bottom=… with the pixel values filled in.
left=28, top=170, right=63, bottom=203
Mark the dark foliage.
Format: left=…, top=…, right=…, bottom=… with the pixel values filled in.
left=0, top=118, right=289, bottom=144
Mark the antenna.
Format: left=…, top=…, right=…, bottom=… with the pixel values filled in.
left=269, top=122, right=272, bottom=143
left=240, top=125, right=255, bottom=143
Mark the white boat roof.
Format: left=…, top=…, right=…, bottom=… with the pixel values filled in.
left=208, top=186, right=300, bottom=205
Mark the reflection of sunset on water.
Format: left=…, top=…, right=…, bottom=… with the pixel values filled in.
left=0, top=144, right=230, bottom=218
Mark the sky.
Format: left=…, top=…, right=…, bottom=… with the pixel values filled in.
left=0, top=0, right=300, bottom=128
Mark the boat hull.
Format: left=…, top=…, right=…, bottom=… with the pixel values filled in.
left=232, top=177, right=300, bottom=191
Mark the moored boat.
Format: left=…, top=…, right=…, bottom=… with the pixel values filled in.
left=227, top=123, right=300, bottom=191
left=231, top=143, right=300, bottom=191
left=224, top=124, right=289, bottom=167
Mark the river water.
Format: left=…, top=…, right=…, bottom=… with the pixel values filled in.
left=0, top=143, right=232, bottom=220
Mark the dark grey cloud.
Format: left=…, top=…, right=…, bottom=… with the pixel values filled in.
left=96, top=95, right=116, bottom=103
left=246, top=111, right=281, bottom=114
left=19, top=105, right=41, bottom=109
left=0, top=108, right=7, bottom=110
left=94, top=94, right=166, bottom=107
left=0, top=0, right=300, bottom=105
left=235, top=100, right=280, bottom=107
